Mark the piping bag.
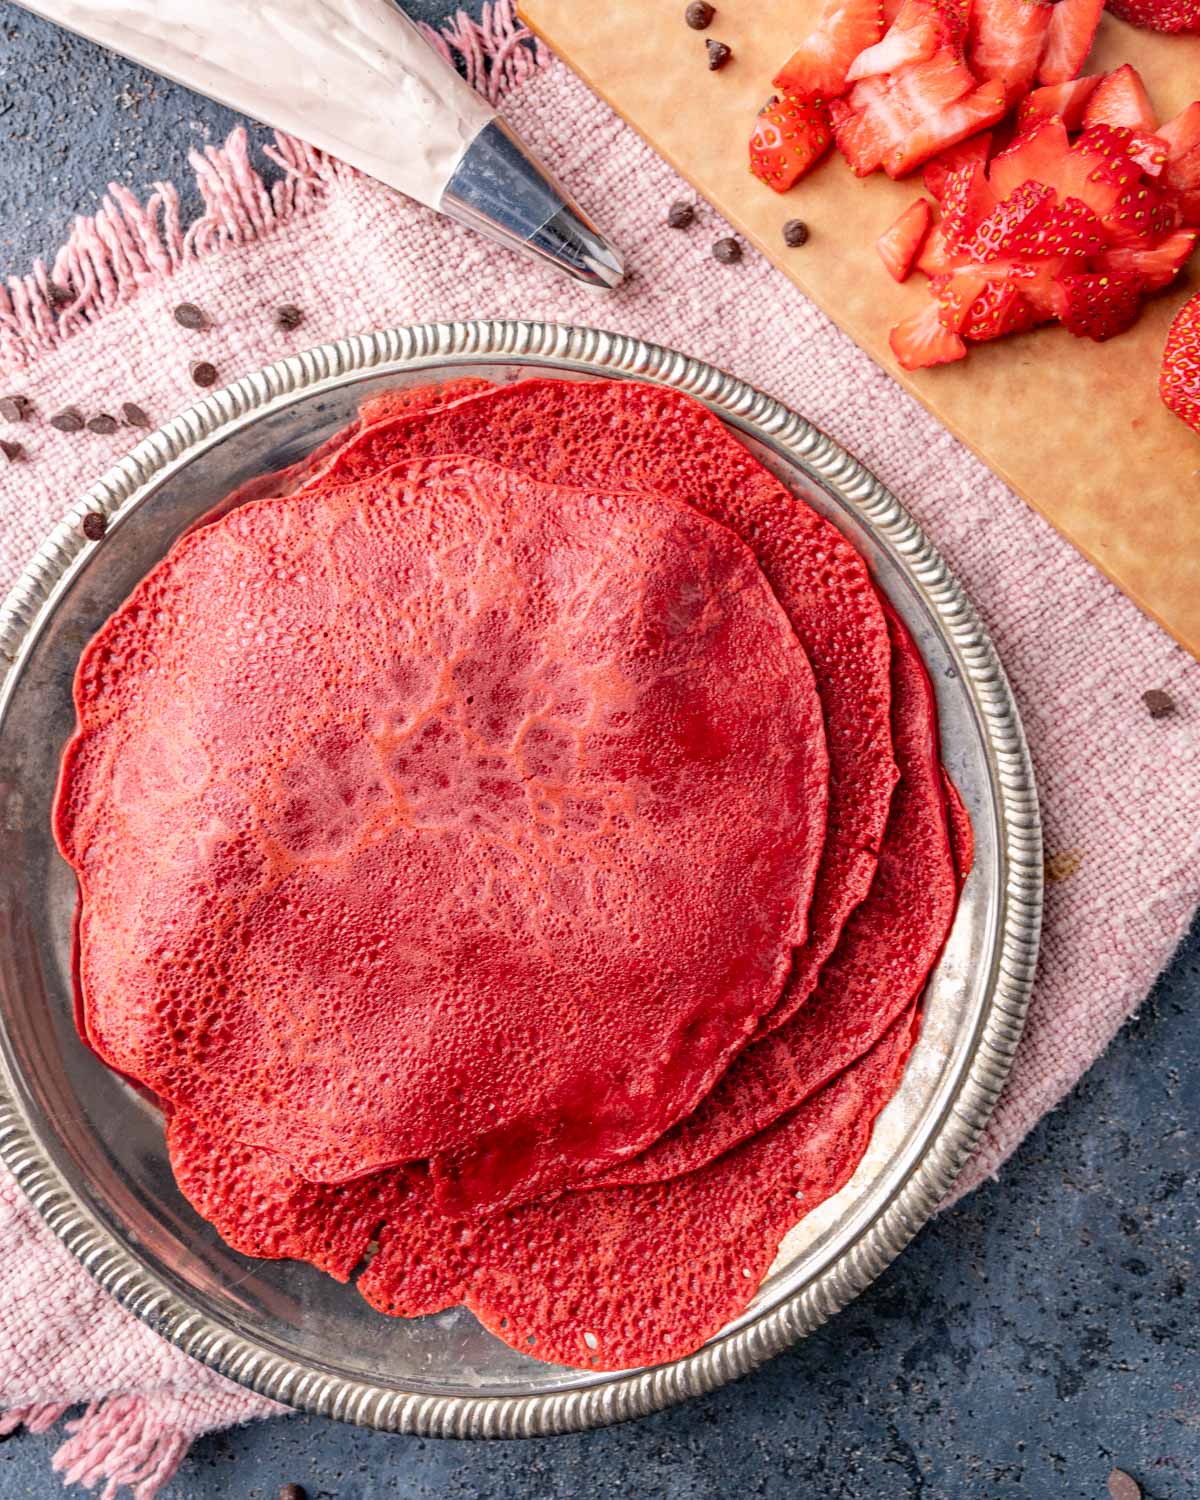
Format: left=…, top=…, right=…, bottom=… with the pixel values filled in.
left=14, top=0, right=624, bottom=290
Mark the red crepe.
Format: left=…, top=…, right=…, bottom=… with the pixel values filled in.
left=169, top=1005, right=917, bottom=1370
left=592, top=601, right=957, bottom=1188
left=307, top=380, right=898, bottom=1059
left=57, top=454, right=829, bottom=1203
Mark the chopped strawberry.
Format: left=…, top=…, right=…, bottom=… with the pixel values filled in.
left=1105, top=0, right=1200, bottom=34
left=867, top=59, right=1007, bottom=179
left=1159, top=101, right=1200, bottom=162
left=877, top=198, right=934, bottom=279
left=969, top=0, right=1054, bottom=103
left=915, top=221, right=956, bottom=272
left=889, top=300, right=968, bottom=367
left=1101, top=178, right=1179, bottom=245
left=845, top=0, right=969, bottom=81
left=774, top=0, right=885, bottom=98
left=946, top=276, right=1043, bottom=340
left=1037, top=0, right=1105, bottom=86
left=987, top=116, right=1071, bottom=201
left=940, top=160, right=1000, bottom=245
left=1017, top=76, right=1102, bottom=131
left=1052, top=270, right=1145, bottom=339
left=923, top=132, right=993, bottom=199
left=1103, top=229, right=1198, bottom=289
left=967, top=181, right=1106, bottom=261
left=1159, top=102, right=1200, bottom=223
left=749, top=94, right=835, bottom=191
left=1161, top=289, right=1200, bottom=436
left=1082, top=65, right=1157, bottom=134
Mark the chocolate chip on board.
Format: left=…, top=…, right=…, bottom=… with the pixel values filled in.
left=783, top=218, right=811, bottom=247
left=667, top=200, right=696, bottom=229
left=705, top=38, right=732, bottom=69
left=685, top=2, right=715, bottom=28
left=1142, top=688, right=1176, bottom=719
left=712, top=236, right=742, bottom=264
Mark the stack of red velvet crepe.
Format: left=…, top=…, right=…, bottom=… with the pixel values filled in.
left=54, top=378, right=969, bottom=1372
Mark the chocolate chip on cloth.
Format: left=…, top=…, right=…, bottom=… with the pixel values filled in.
left=1107, top=1470, right=1141, bottom=1500
left=49, top=407, right=85, bottom=433
left=275, top=303, right=305, bottom=331
left=190, top=360, right=219, bottom=388
left=667, top=200, right=696, bottom=229
left=705, top=38, right=732, bottom=69
left=713, top=236, right=742, bottom=263
left=0, top=439, right=25, bottom=463
left=0, top=395, right=31, bottom=422
left=1142, top=688, right=1176, bottom=719
left=121, top=402, right=151, bottom=429
left=173, top=301, right=208, bottom=330
left=86, top=414, right=119, bottom=435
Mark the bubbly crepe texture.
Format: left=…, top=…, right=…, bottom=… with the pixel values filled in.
left=56, top=453, right=829, bottom=1204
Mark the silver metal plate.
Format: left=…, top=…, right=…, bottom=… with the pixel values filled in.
left=0, top=321, right=1041, bottom=1436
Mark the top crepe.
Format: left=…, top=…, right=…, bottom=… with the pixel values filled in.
left=55, top=453, right=829, bottom=1197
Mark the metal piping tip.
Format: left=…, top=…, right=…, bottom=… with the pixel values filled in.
left=441, top=119, right=624, bottom=291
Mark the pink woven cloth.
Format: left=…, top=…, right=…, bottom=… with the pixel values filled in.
left=1, top=5, right=1198, bottom=1495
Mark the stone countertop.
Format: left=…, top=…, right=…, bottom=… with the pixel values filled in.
left=0, top=3, right=1197, bottom=1496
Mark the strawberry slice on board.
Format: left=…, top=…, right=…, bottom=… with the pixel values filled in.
left=1052, top=269, right=1145, bottom=339
left=923, top=131, right=994, bottom=199
left=845, top=0, right=969, bottom=81
left=939, top=160, right=1000, bottom=246
left=1037, top=0, right=1105, bottom=85
left=932, top=272, right=1044, bottom=339
left=774, top=0, right=886, bottom=98
left=1161, top=289, right=1200, bottom=435
left=1105, top=0, right=1200, bottom=33
left=749, top=94, right=835, bottom=191
left=1159, top=102, right=1200, bottom=223
left=889, top=300, right=969, bottom=367
left=1103, top=229, right=1198, bottom=290
left=968, top=0, right=1055, bottom=104
left=1016, top=76, right=1102, bottom=131
left=877, top=198, right=934, bottom=279
left=1082, top=65, right=1157, bottom=134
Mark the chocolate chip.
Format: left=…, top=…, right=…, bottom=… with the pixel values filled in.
left=1107, top=1471, right=1141, bottom=1500
left=712, top=236, right=742, bottom=264
left=667, top=200, right=696, bottom=229
left=81, top=512, right=108, bottom=541
left=783, top=218, right=810, bottom=247
left=685, top=0, right=715, bottom=25
left=47, top=282, right=72, bottom=308
left=275, top=303, right=304, bottom=331
left=86, top=413, right=119, bottom=435
left=121, top=401, right=151, bottom=428
left=0, top=438, right=25, bottom=462
left=1044, top=849, right=1082, bottom=884
left=190, top=360, right=219, bottom=388
left=278, top=1485, right=308, bottom=1500
left=1142, top=688, right=1176, bottom=719
left=0, top=395, right=30, bottom=422
left=49, top=407, right=85, bottom=433
left=705, top=38, right=732, bottom=69
left=173, top=301, right=208, bottom=330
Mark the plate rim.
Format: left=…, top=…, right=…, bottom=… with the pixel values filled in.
left=0, top=319, right=1042, bottom=1437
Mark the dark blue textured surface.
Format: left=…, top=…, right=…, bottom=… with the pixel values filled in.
left=1, top=3, right=1197, bottom=1496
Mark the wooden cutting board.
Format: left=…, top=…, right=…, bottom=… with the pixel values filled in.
left=520, top=0, right=1200, bottom=658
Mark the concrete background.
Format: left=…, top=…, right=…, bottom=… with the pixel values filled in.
left=1, top=2, right=1197, bottom=1496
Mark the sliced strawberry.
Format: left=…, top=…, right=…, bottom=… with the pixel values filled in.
left=774, top=0, right=886, bottom=97
left=846, top=0, right=968, bottom=81
left=961, top=280, right=1043, bottom=340
left=1101, top=178, right=1179, bottom=244
left=1052, top=270, right=1144, bottom=339
left=965, top=179, right=1056, bottom=259
left=915, top=221, right=956, bottom=272
left=1102, top=228, right=1198, bottom=290
left=969, top=0, right=1054, bottom=103
left=830, top=94, right=888, bottom=174
left=923, top=132, right=993, bottom=199
left=1017, top=76, right=1102, bottom=131
left=890, top=300, right=968, bottom=367
left=940, top=160, right=1000, bottom=246
left=1159, top=101, right=1200, bottom=163
left=1105, top=0, right=1200, bottom=34
left=1159, top=103, right=1200, bottom=221
left=1161, top=289, right=1200, bottom=436
left=877, top=198, right=934, bottom=279
left=885, top=75, right=1008, bottom=177
left=987, top=115, right=1071, bottom=201
left=1037, top=0, right=1105, bottom=85
left=1083, top=65, right=1157, bottom=133
left=749, top=94, right=835, bottom=191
